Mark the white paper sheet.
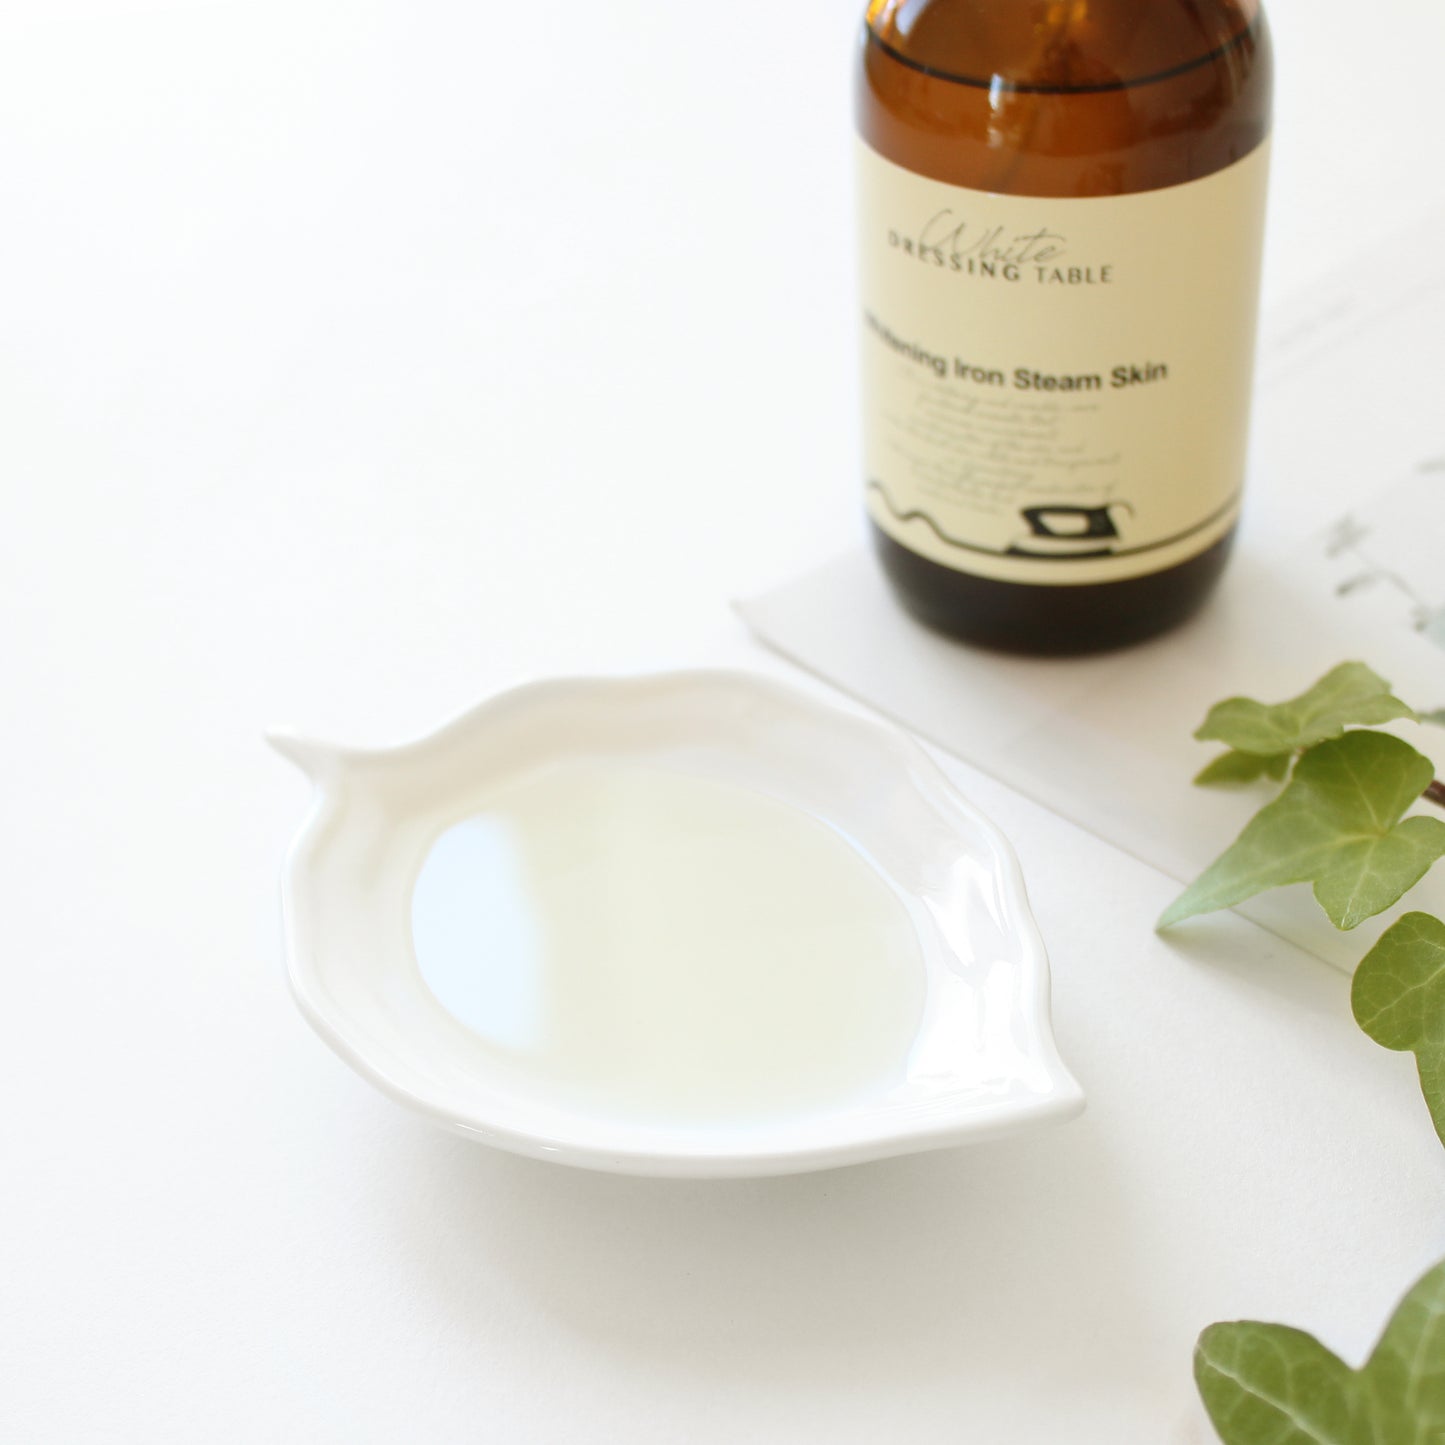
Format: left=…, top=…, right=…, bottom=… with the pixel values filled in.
left=740, top=214, right=1445, bottom=972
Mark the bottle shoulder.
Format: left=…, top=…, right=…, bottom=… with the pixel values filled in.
left=864, top=0, right=1265, bottom=93
left=858, top=0, right=1271, bottom=196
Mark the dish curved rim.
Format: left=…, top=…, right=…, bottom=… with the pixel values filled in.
left=270, top=669, right=1084, bottom=1177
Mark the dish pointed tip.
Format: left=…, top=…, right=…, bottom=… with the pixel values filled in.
left=265, top=729, right=341, bottom=783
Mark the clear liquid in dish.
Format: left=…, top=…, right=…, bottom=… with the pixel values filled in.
left=410, top=759, right=929, bottom=1127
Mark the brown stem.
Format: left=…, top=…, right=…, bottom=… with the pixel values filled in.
left=1425, top=779, right=1445, bottom=809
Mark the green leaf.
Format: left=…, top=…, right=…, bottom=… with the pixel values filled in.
left=1351, top=912, right=1445, bottom=1148
left=1195, top=750, right=1293, bottom=788
left=1422, top=709, right=1445, bottom=729
left=1312, top=818, right=1445, bottom=932
left=1351, top=913, right=1445, bottom=1050
left=1366, top=1262, right=1445, bottom=1439
left=1418, top=1052, right=1445, bottom=1155
left=1159, top=732, right=1445, bottom=931
left=1195, top=1259, right=1445, bottom=1444
left=1196, top=662, right=1417, bottom=755
left=1195, top=1325, right=1360, bottom=1443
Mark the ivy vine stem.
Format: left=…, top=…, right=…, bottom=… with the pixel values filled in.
left=1426, top=779, right=1445, bottom=809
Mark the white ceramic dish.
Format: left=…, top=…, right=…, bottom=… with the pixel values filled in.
left=270, top=671, right=1083, bottom=1177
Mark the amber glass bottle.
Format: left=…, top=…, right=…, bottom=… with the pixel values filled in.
left=857, top=0, right=1272, bottom=653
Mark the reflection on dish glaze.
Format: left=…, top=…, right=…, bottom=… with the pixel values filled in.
left=411, top=760, right=928, bottom=1126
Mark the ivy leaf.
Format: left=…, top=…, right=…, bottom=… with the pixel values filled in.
left=1364, top=1258, right=1445, bottom=1439
left=1423, top=709, right=1445, bottom=729
left=1195, top=750, right=1293, bottom=788
left=1196, top=662, right=1417, bottom=756
left=1159, top=731, right=1445, bottom=931
left=1195, top=1258, right=1445, bottom=1444
left=1351, top=912, right=1445, bottom=1148
left=1195, top=1326, right=1359, bottom=1443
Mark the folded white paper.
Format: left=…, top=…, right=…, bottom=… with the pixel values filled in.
left=740, top=217, right=1445, bottom=972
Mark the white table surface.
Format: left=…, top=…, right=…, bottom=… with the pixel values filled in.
left=5, top=2, right=1445, bottom=1440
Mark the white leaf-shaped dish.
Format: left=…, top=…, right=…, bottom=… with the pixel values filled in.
left=271, top=671, right=1083, bottom=1177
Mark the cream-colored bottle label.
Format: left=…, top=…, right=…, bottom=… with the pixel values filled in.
left=858, top=138, right=1269, bottom=585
